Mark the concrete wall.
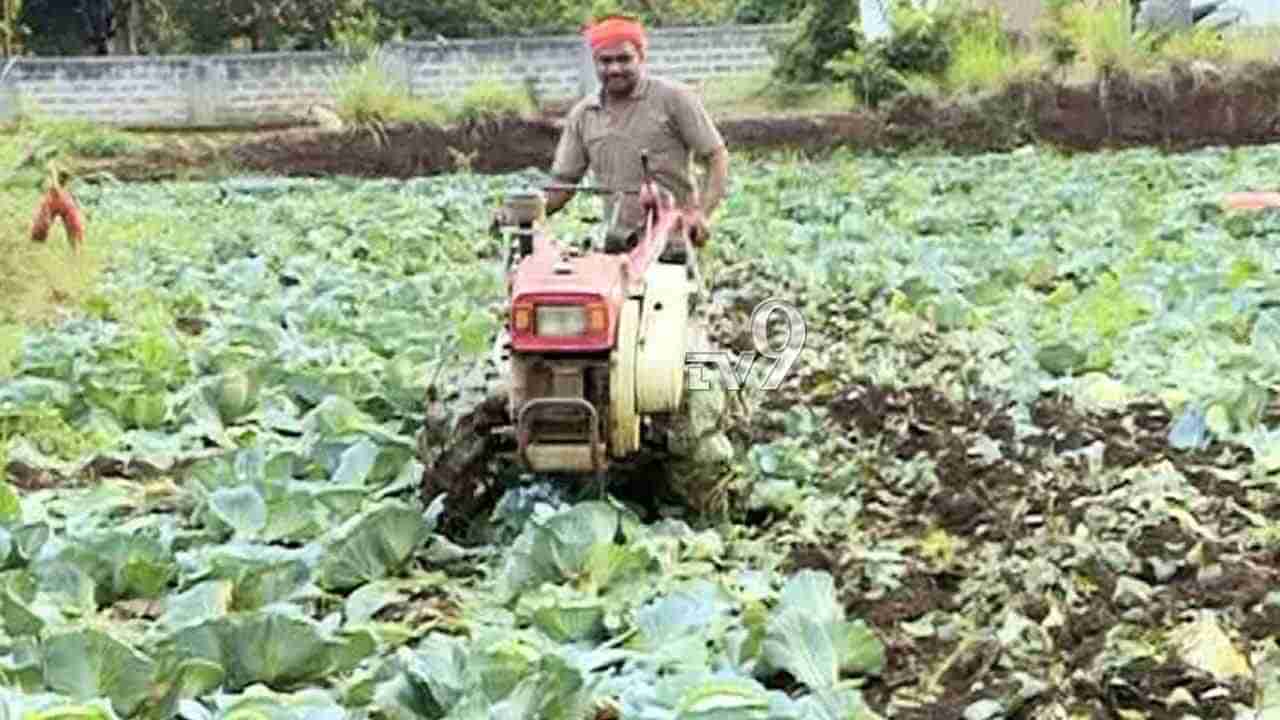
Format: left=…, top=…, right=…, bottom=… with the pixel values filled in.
left=396, top=23, right=782, bottom=102
left=0, top=52, right=351, bottom=127
left=0, top=24, right=787, bottom=128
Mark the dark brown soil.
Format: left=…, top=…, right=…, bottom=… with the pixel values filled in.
left=1085, top=657, right=1256, bottom=719
left=5, top=450, right=222, bottom=493
left=769, top=371, right=1277, bottom=719
left=687, top=232, right=1277, bottom=714
left=4, top=462, right=63, bottom=491
left=373, top=586, right=464, bottom=627
left=88, top=61, right=1280, bottom=181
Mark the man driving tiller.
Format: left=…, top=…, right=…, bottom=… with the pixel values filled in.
left=421, top=16, right=744, bottom=533
left=542, top=15, right=740, bottom=508
left=535, top=15, right=730, bottom=254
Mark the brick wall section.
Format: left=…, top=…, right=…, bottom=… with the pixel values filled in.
left=395, top=23, right=784, bottom=102
left=0, top=52, right=352, bottom=127
left=0, top=24, right=788, bottom=128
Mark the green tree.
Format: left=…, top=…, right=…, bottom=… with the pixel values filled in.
left=172, top=0, right=362, bottom=51
left=1, top=0, right=24, bottom=54
left=110, top=0, right=194, bottom=54
left=18, top=0, right=115, bottom=55
left=825, top=0, right=1014, bottom=107
left=15, top=0, right=782, bottom=56
left=767, top=0, right=861, bottom=83
left=730, top=0, right=806, bottom=23
left=369, top=0, right=736, bottom=40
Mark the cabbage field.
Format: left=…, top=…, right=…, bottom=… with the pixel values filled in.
left=5, top=143, right=1280, bottom=719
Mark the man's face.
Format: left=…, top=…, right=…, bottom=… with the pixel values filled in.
left=593, top=41, right=643, bottom=97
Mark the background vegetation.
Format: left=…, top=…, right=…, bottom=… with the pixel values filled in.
left=770, top=0, right=1280, bottom=109
left=4, top=0, right=804, bottom=55
left=314, top=0, right=1280, bottom=124
left=8, top=0, right=1276, bottom=119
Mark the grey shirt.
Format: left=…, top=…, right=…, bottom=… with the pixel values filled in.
left=551, top=73, right=726, bottom=234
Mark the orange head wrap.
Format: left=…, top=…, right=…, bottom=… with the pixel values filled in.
left=584, top=15, right=647, bottom=54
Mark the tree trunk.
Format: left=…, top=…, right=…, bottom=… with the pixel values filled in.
left=1, top=0, right=12, bottom=56
left=127, top=0, right=140, bottom=52
left=111, top=0, right=140, bottom=54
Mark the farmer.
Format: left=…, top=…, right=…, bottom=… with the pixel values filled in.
left=544, top=16, right=741, bottom=512
left=542, top=15, right=730, bottom=251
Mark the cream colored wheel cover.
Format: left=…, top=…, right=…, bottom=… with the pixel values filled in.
left=636, top=265, right=689, bottom=413
left=610, top=299, right=641, bottom=456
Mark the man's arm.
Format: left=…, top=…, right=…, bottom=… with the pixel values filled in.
left=546, top=107, right=589, bottom=216
left=696, top=145, right=729, bottom=217
left=670, top=84, right=729, bottom=218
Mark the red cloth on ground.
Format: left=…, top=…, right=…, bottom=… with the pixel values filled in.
left=584, top=16, right=646, bottom=52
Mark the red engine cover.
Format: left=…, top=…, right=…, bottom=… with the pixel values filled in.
left=505, top=186, right=690, bottom=353
left=508, top=231, right=627, bottom=352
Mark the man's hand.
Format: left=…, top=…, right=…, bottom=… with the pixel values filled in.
left=686, top=209, right=711, bottom=247
left=489, top=206, right=509, bottom=232
left=683, top=145, right=727, bottom=249
left=545, top=186, right=575, bottom=216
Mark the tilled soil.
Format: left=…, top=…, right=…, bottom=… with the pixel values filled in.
left=772, top=375, right=1277, bottom=719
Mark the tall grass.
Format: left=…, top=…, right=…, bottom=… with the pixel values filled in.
left=453, top=70, right=537, bottom=122
left=942, top=7, right=1048, bottom=92
left=0, top=184, right=112, bottom=325
left=1045, top=0, right=1280, bottom=75
left=1156, top=25, right=1231, bottom=64
left=1153, top=23, right=1280, bottom=68
left=0, top=119, right=197, bottom=325
left=1220, top=25, right=1280, bottom=65
left=0, top=324, right=20, bottom=377
left=330, top=54, right=537, bottom=126
left=1056, top=0, right=1140, bottom=73
left=0, top=109, right=142, bottom=159
left=330, top=50, right=447, bottom=125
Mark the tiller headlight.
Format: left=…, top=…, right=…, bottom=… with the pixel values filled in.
left=514, top=301, right=606, bottom=337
